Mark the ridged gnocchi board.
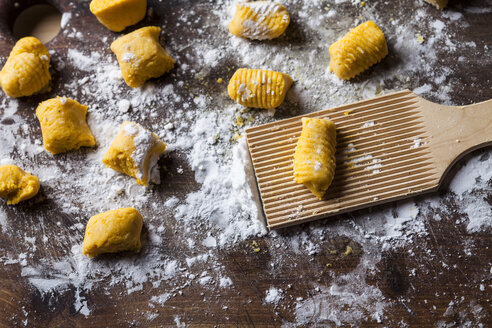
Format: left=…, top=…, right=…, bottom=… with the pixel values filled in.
left=246, top=90, right=492, bottom=229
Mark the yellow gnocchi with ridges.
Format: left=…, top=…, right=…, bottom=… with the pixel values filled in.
left=329, top=21, right=388, bottom=80
left=293, top=117, right=337, bottom=200
left=229, top=1, right=290, bottom=40
left=0, top=37, right=51, bottom=98
left=228, top=68, right=292, bottom=109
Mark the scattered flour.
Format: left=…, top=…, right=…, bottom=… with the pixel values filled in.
left=117, top=99, right=131, bottom=113
left=123, top=122, right=159, bottom=182
left=60, top=12, right=72, bottom=29
left=219, top=276, right=233, bottom=288
left=449, top=153, right=492, bottom=196
left=411, top=138, right=422, bottom=149
left=121, top=52, right=136, bottom=63
left=362, top=121, right=375, bottom=128
left=265, top=287, right=283, bottom=304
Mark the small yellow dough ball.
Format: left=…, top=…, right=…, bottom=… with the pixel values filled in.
left=229, top=1, right=290, bottom=40
left=0, top=37, right=51, bottom=98
left=111, top=26, right=175, bottom=88
left=82, top=208, right=143, bottom=257
left=90, top=0, right=147, bottom=32
left=36, top=97, right=96, bottom=155
left=0, top=165, right=40, bottom=205
left=102, top=121, right=166, bottom=186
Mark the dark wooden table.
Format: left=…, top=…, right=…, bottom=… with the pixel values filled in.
left=0, top=0, right=491, bottom=327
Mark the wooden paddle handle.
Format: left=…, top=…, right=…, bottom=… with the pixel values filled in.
left=421, top=96, right=492, bottom=183
left=450, top=99, right=492, bottom=151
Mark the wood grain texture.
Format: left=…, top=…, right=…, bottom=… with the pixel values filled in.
left=0, top=0, right=491, bottom=327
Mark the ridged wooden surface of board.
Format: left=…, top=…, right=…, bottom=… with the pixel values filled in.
left=247, top=90, right=440, bottom=228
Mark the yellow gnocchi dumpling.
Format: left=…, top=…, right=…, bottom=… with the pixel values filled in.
left=0, top=165, right=40, bottom=205
left=111, top=26, right=175, bottom=88
left=82, top=207, right=143, bottom=257
left=424, top=0, right=448, bottom=9
left=102, top=121, right=166, bottom=186
left=228, top=68, right=292, bottom=109
left=90, top=0, right=147, bottom=32
left=0, top=37, right=51, bottom=98
left=329, top=21, right=388, bottom=80
left=36, top=97, right=96, bottom=155
left=229, top=1, right=290, bottom=40
left=293, top=117, right=337, bottom=200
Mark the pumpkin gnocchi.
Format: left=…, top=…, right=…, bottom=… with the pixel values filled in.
left=0, top=37, right=51, bottom=98
left=293, top=117, right=337, bottom=200
left=228, top=68, right=292, bottom=109
left=82, top=207, right=143, bottom=257
left=36, top=97, right=95, bottom=155
left=90, top=0, right=147, bottom=32
left=0, top=165, right=40, bottom=205
left=102, top=121, right=166, bottom=186
left=229, top=1, right=290, bottom=40
left=111, top=26, right=175, bottom=88
left=329, top=21, right=388, bottom=80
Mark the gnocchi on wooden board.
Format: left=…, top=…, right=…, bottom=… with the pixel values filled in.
left=294, top=118, right=337, bottom=200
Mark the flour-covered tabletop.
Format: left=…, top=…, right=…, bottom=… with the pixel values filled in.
left=0, top=0, right=491, bottom=326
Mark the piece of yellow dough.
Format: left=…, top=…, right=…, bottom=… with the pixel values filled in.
left=0, top=37, right=51, bottom=98
left=424, top=0, right=448, bottom=9
left=293, top=118, right=337, bottom=200
left=82, top=208, right=143, bottom=257
left=102, top=121, right=166, bottom=186
left=0, top=165, right=40, bottom=205
left=36, top=97, right=96, bottom=155
left=90, top=0, right=147, bottom=32
left=111, top=26, right=175, bottom=88
left=228, top=68, right=292, bottom=109
left=329, top=21, right=388, bottom=80
left=229, top=1, right=290, bottom=40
